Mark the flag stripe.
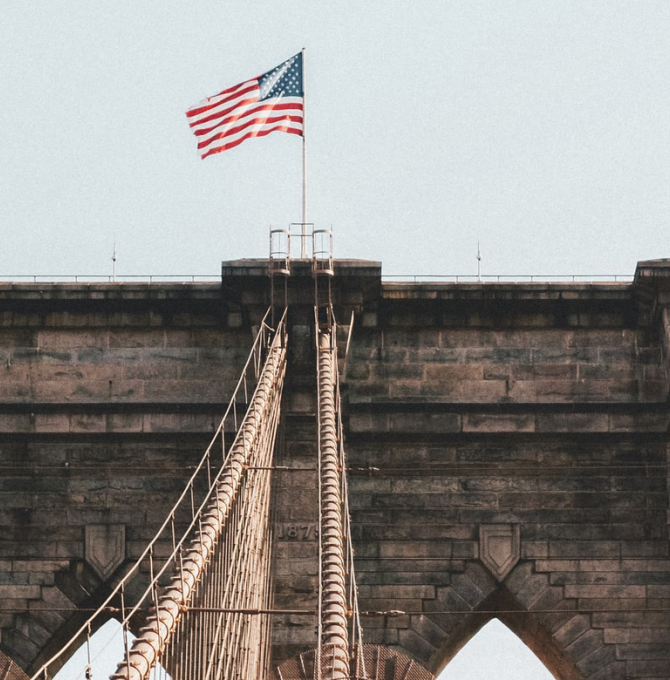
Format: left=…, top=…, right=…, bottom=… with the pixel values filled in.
left=193, top=99, right=303, bottom=137
left=188, top=95, right=260, bottom=131
left=185, top=80, right=259, bottom=119
left=186, top=54, right=303, bottom=159
left=201, top=125, right=303, bottom=159
left=198, top=114, right=304, bottom=154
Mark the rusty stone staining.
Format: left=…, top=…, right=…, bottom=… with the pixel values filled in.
left=479, top=525, right=520, bottom=582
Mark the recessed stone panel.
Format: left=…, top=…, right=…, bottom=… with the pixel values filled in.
left=479, top=524, right=520, bottom=582
left=85, top=524, right=126, bottom=581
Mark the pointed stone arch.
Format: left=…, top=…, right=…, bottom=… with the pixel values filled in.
left=5, top=527, right=160, bottom=678
left=20, top=598, right=122, bottom=678
left=51, top=618, right=171, bottom=679
left=429, top=583, right=584, bottom=680
left=396, top=561, right=627, bottom=680
left=10, top=561, right=145, bottom=678
left=437, top=618, right=554, bottom=678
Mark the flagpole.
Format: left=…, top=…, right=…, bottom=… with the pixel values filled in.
left=301, top=47, right=307, bottom=258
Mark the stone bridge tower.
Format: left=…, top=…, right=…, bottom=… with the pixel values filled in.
left=0, top=259, right=669, bottom=679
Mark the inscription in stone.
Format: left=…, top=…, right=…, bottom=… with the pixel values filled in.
left=275, top=523, right=317, bottom=540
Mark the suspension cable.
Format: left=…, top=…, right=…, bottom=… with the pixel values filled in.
left=316, top=314, right=350, bottom=680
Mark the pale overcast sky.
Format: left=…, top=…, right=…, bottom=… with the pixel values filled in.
left=6, top=2, right=667, bottom=677
left=2, top=1, right=669, bottom=279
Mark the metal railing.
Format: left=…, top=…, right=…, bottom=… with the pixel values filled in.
left=0, top=275, right=219, bottom=283
left=0, top=273, right=634, bottom=284
left=382, top=274, right=633, bottom=283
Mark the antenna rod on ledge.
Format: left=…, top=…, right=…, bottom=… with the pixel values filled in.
left=477, top=238, right=482, bottom=282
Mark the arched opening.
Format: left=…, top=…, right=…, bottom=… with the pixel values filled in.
left=437, top=619, right=555, bottom=680
left=53, top=619, right=170, bottom=679
left=425, top=577, right=587, bottom=680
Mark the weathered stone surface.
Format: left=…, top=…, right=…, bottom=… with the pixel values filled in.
left=0, top=261, right=669, bottom=679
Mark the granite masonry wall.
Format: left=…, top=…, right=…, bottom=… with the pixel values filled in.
left=0, top=283, right=265, bottom=673
left=271, top=261, right=670, bottom=680
left=1, top=260, right=669, bottom=679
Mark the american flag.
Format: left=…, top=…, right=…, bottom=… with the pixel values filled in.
left=186, top=53, right=304, bottom=159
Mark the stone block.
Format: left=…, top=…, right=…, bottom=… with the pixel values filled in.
left=521, top=541, right=548, bottom=558
left=552, top=572, right=627, bottom=586
left=359, top=570, right=447, bottom=586
left=0, top=381, right=31, bottom=401
left=646, top=585, right=670, bottom=598
left=422, top=586, right=471, bottom=614
left=451, top=542, right=478, bottom=558
left=548, top=541, right=621, bottom=559
left=621, top=541, right=669, bottom=558
left=372, top=363, right=424, bottom=381
left=592, top=610, right=670, bottom=628
left=361, top=584, right=436, bottom=600
left=463, top=413, right=534, bottom=433
left=513, top=364, right=578, bottom=380
left=0, top=586, right=41, bottom=600
left=408, top=347, right=463, bottom=363
left=359, top=627, right=399, bottom=645
left=505, top=380, right=575, bottom=402
left=535, top=559, right=580, bottom=573
left=362, top=311, right=377, bottom=327
left=535, top=412, right=609, bottom=432
left=464, top=348, right=532, bottom=364
left=449, top=571, right=491, bottom=608
left=504, top=564, right=551, bottom=608
left=624, top=659, right=670, bottom=676
left=609, top=412, right=670, bottom=432
left=564, top=585, right=645, bottom=599
left=579, top=598, right=648, bottom=611
left=409, top=615, right=449, bottom=650
left=554, top=614, right=592, bottom=648
left=389, top=412, right=461, bottom=433
left=357, top=523, right=470, bottom=542
left=0, top=414, right=31, bottom=432
left=379, top=541, right=454, bottom=559
left=358, top=597, right=423, bottom=614
left=499, top=493, right=572, bottom=510
left=574, top=642, right=617, bottom=676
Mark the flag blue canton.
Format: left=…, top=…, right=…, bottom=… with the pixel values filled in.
left=259, top=53, right=303, bottom=101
